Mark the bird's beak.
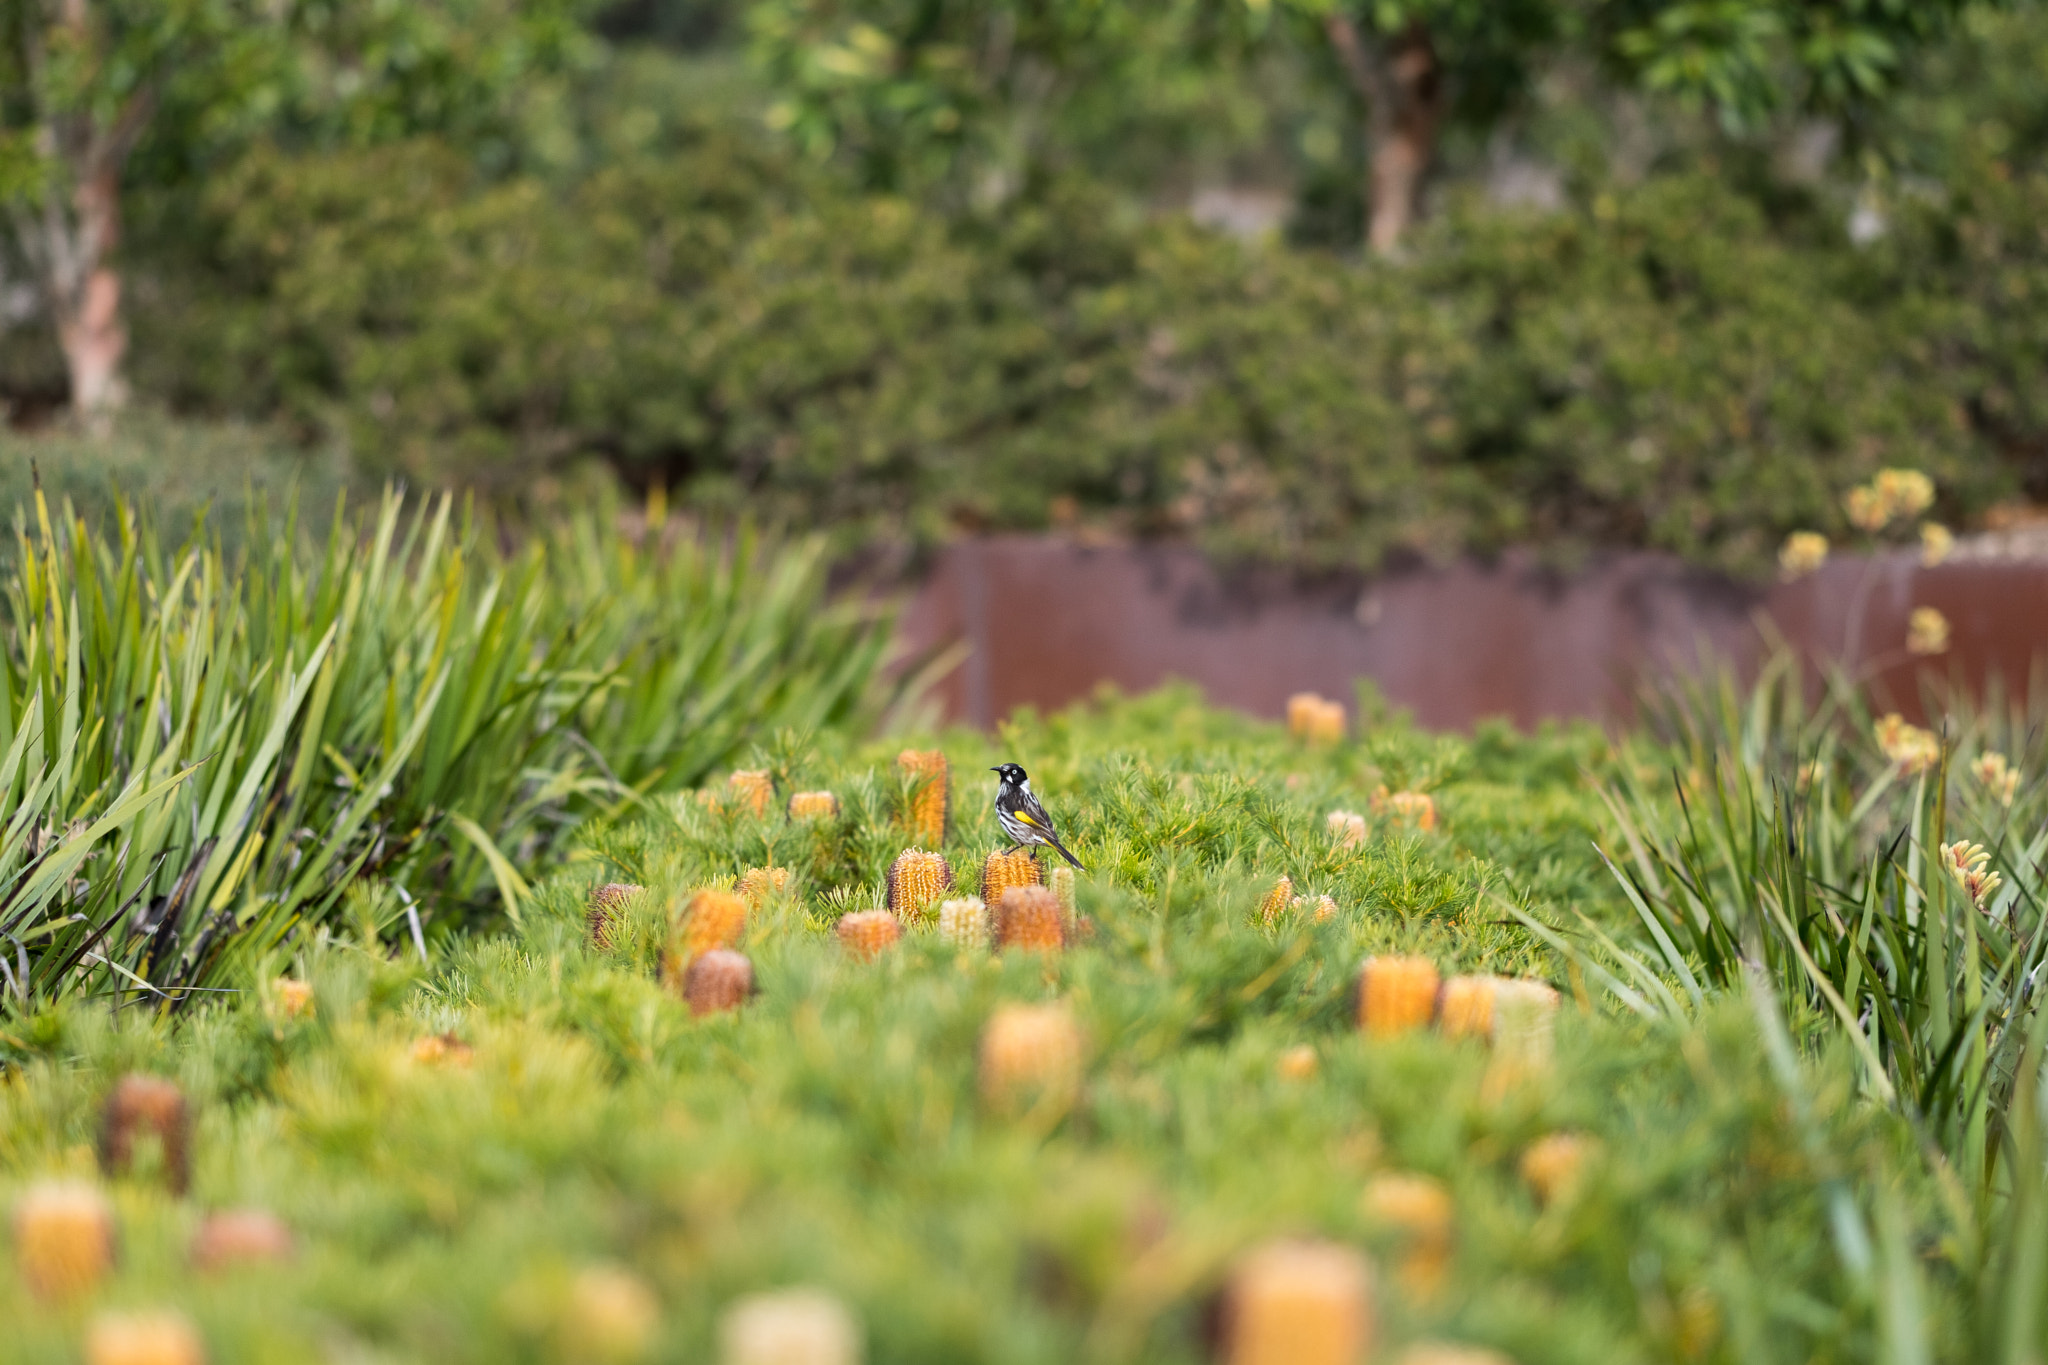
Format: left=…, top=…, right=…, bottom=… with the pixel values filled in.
left=988, top=766, right=1002, bottom=773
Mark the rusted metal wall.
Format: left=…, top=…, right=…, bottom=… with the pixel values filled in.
left=896, top=536, right=2048, bottom=729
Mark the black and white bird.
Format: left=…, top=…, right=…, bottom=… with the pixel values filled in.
left=990, top=763, right=1086, bottom=871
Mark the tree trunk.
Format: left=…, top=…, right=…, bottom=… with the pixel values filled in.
left=53, top=167, right=128, bottom=415
left=1323, top=14, right=1445, bottom=256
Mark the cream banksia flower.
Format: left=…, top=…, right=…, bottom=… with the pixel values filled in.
left=100, top=1074, right=191, bottom=1195
left=993, top=885, right=1067, bottom=952
left=1973, top=751, right=2020, bottom=807
left=719, top=1287, right=861, bottom=1365
left=1875, top=714, right=1941, bottom=774
left=1354, top=955, right=1440, bottom=1035
left=1941, top=840, right=2003, bottom=909
left=85, top=1311, right=205, bottom=1365
left=13, top=1181, right=115, bottom=1299
left=1907, top=606, right=1951, bottom=656
left=1363, top=1172, right=1453, bottom=1297
left=897, top=749, right=951, bottom=847
left=787, top=790, right=840, bottom=821
left=979, top=1002, right=1084, bottom=1110
left=1220, top=1239, right=1375, bottom=1365
left=1292, top=894, right=1339, bottom=923
left=886, top=849, right=954, bottom=918
left=1778, top=531, right=1828, bottom=580
left=1327, top=810, right=1367, bottom=849
left=937, top=897, right=989, bottom=949
left=835, top=910, right=902, bottom=961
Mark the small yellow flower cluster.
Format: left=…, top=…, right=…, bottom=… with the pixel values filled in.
left=1845, top=468, right=1935, bottom=532
left=1941, top=840, right=2004, bottom=909
left=1973, top=751, right=2021, bottom=807
left=1906, top=605, right=1951, bottom=656
left=1778, top=530, right=1829, bottom=581
left=1874, top=714, right=1941, bottom=774
left=1920, top=522, right=1954, bottom=567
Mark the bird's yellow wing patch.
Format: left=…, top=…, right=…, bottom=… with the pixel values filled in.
left=1012, top=808, right=1048, bottom=829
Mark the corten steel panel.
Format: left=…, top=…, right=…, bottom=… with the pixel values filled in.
left=895, top=537, right=2048, bottom=729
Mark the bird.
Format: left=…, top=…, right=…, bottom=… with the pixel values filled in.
left=990, top=763, right=1086, bottom=871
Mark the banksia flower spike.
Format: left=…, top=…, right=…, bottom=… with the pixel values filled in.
left=979, top=1002, right=1084, bottom=1111
left=788, top=790, right=841, bottom=821
left=191, top=1210, right=295, bottom=1271
left=1396, top=1346, right=1516, bottom=1365
left=886, top=849, right=955, bottom=920
left=937, top=897, right=990, bottom=949
left=1907, top=606, right=1951, bottom=656
left=587, top=882, right=644, bottom=948
left=14, top=1180, right=116, bottom=1298
left=1293, top=894, right=1338, bottom=924
left=100, top=1074, right=192, bottom=1195
left=1220, top=1238, right=1375, bottom=1365
left=1941, top=840, right=2004, bottom=909
left=837, top=910, right=903, bottom=961
left=737, top=866, right=791, bottom=909
left=1370, top=787, right=1437, bottom=831
left=1049, top=864, right=1076, bottom=916
left=1286, top=693, right=1346, bottom=743
left=993, top=885, right=1068, bottom=953
left=566, top=1264, right=661, bottom=1364
left=1482, top=979, right=1562, bottom=1102
left=980, top=847, right=1043, bottom=905
left=1778, top=531, right=1828, bottom=580
left=678, top=949, right=755, bottom=1018
left=411, top=1031, right=475, bottom=1067
left=726, top=769, right=775, bottom=818
left=1874, top=714, right=1941, bottom=774
left=1973, top=752, right=2021, bottom=807
left=270, top=977, right=314, bottom=1021
left=1435, top=975, right=1504, bottom=1041
left=664, top=889, right=749, bottom=981
left=85, top=1311, right=206, bottom=1365
left=1519, top=1133, right=1598, bottom=1208
left=1354, top=955, right=1440, bottom=1036
left=898, top=749, right=951, bottom=846
left=720, top=1287, right=862, bottom=1365
left=1257, top=875, right=1295, bottom=926
left=1327, top=810, right=1367, bottom=850
left=1363, top=1172, right=1453, bottom=1298
left=1278, top=1045, right=1319, bottom=1080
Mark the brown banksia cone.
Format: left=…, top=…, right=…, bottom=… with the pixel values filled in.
left=100, top=1074, right=191, bottom=1195
left=886, top=848, right=954, bottom=919
left=85, top=1310, right=206, bottom=1365
left=14, top=1180, right=115, bottom=1299
left=726, top=769, right=774, bottom=817
left=1519, top=1133, right=1597, bottom=1208
left=586, top=882, right=644, bottom=948
left=1354, top=956, right=1440, bottom=1036
left=678, top=949, right=755, bottom=1017
left=836, top=910, right=903, bottom=961
left=937, top=897, right=990, bottom=949
left=720, top=1287, right=862, bottom=1365
left=787, top=790, right=841, bottom=821
left=565, top=1263, right=661, bottom=1364
left=737, top=865, right=791, bottom=909
left=1327, top=810, right=1367, bottom=850
left=980, top=847, right=1042, bottom=905
left=1363, top=1172, right=1453, bottom=1299
left=191, top=1209, right=294, bottom=1271
left=664, top=888, right=749, bottom=980
left=898, top=748, right=951, bottom=846
left=979, top=1002, right=1084, bottom=1111
left=1257, top=876, right=1295, bottom=926
left=993, top=885, right=1067, bottom=953
left=1219, top=1238, right=1375, bottom=1365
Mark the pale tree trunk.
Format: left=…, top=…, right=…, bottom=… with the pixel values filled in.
left=1323, top=14, right=1445, bottom=256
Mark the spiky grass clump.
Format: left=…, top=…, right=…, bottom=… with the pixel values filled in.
left=979, top=848, right=1041, bottom=905
left=1257, top=875, right=1294, bottom=926
left=886, top=849, right=954, bottom=919
left=586, top=882, right=644, bottom=948
left=936, top=897, right=989, bottom=949
left=836, top=910, right=903, bottom=961
left=191, top=1210, right=294, bottom=1271
left=1354, top=956, right=1440, bottom=1035
left=719, top=1287, right=861, bottom=1365
left=14, top=1181, right=115, bottom=1299
left=979, top=1002, right=1084, bottom=1112
left=1220, top=1238, right=1375, bottom=1365
left=897, top=749, right=951, bottom=846
left=664, top=889, right=749, bottom=980
left=788, top=791, right=841, bottom=821
left=678, top=949, right=755, bottom=1017
left=85, top=1310, right=205, bottom=1365
left=992, top=885, right=1067, bottom=953
left=1363, top=1172, right=1453, bottom=1297
left=100, top=1074, right=191, bottom=1195
left=736, top=866, right=791, bottom=909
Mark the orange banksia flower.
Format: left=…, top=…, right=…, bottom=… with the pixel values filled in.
left=1278, top=1045, right=1320, bottom=1080
left=898, top=749, right=951, bottom=846
left=1327, top=810, right=1368, bottom=849
left=1257, top=875, right=1295, bottom=926
left=887, top=849, right=955, bottom=918
left=993, top=885, right=1068, bottom=952
left=1973, top=751, right=2020, bottom=807
left=1363, top=1172, right=1453, bottom=1298
left=665, top=889, right=748, bottom=980
left=1907, top=606, right=1950, bottom=656
left=586, top=882, right=644, bottom=948
left=1354, top=955, right=1441, bottom=1036
left=14, top=1181, right=115, bottom=1299
left=938, top=896, right=990, bottom=949
left=979, top=1002, right=1084, bottom=1111
left=191, top=1210, right=294, bottom=1271
left=411, top=1031, right=475, bottom=1067
left=725, top=770, right=774, bottom=817
left=1519, top=1133, right=1598, bottom=1208
left=836, top=910, right=903, bottom=961
left=678, top=949, right=755, bottom=1017
left=1287, top=693, right=1346, bottom=743
left=100, top=1074, right=191, bottom=1195
left=1371, top=786, right=1437, bottom=831
left=1874, top=713, right=1941, bottom=774
left=736, top=866, right=791, bottom=909
left=787, top=790, right=841, bottom=821
left=1436, top=975, right=1503, bottom=1041
left=980, top=847, right=1043, bottom=906
left=85, top=1311, right=205, bottom=1365
left=1220, top=1238, right=1375, bottom=1365
left=720, top=1287, right=861, bottom=1365
left=270, top=977, right=314, bottom=1021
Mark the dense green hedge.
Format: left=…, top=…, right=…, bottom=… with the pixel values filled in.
left=118, top=76, right=2048, bottom=575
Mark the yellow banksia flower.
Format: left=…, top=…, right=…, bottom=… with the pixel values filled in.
left=677, top=949, right=754, bottom=1017
left=719, top=1287, right=861, bottom=1365
left=1778, top=530, right=1828, bottom=580
left=1327, top=810, right=1368, bottom=849
left=736, top=866, right=790, bottom=909
left=666, top=889, right=748, bottom=975
left=1363, top=1172, right=1453, bottom=1298
left=100, top=1074, right=191, bottom=1195
left=1940, top=840, right=2003, bottom=909
left=979, top=1002, right=1084, bottom=1111
left=1371, top=786, right=1437, bottom=831
left=787, top=790, right=840, bottom=821
left=993, top=885, right=1067, bottom=952
left=1973, top=751, right=2020, bottom=807
left=1277, top=1045, right=1319, bottom=1080
left=14, top=1181, right=115, bottom=1299
left=270, top=977, right=314, bottom=1021
left=1223, top=1240, right=1376, bottom=1365
left=836, top=910, right=903, bottom=961
left=1519, top=1132, right=1598, bottom=1208
left=1436, top=975, right=1503, bottom=1041
left=1874, top=713, right=1941, bottom=774
left=937, top=897, right=990, bottom=949
left=1355, top=955, right=1440, bottom=1036
left=887, top=849, right=955, bottom=919
left=1257, top=875, right=1294, bottom=925
left=85, top=1310, right=205, bottom=1365
left=1287, top=693, right=1346, bottom=743
left=565, top=1263, right=660, bottom=1364
left=1920, top=522, right=1954, bottom=567
left=1907, top=605, right=1951, bottom=656
left=898, top=749, right=951, bottom=846
left=586, top=882, right=644, bottom=948
left=981, top=847, right=1043, bottom=904
left=190, top=1209, right=294, bottom=1271
left=725, top=769, right=774, bottom=818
